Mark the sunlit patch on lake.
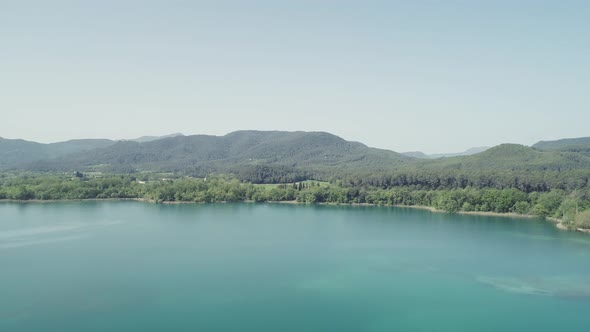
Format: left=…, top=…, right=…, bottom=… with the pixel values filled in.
left=477, top=276, right=590, bottom=298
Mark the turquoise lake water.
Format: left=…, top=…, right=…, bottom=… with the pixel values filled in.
left=1, top=202, right=590, bottom=331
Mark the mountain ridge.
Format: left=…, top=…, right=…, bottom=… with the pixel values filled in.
left=533, top=137, right=590, bottom=157
left=17, top=131, right=415, bottom=177
left=410, top=143, right=590, bottom=172
left=3, top=132, right=590, bottom=182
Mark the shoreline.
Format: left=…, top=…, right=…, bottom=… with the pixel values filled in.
left=268, top=201, right=542, bottom=220
left=0, top=198, right=149, bottom=204
left=1, top=198, right=584, bottom=234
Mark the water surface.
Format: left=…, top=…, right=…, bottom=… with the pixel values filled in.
left=1, top=202, right=590, bottom=331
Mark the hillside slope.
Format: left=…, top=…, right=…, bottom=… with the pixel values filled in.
left=533, top=137, right=590, bottom=157
left=8, top=133, right=590, bottom=184
left=412, top=144, right=590, bottom=171
left=0, top=137, right=115, bottom=169
left=22, top=131, right=415, bottom=177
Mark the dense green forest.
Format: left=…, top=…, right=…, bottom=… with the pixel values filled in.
left=0, top=134, right=183, bottom=169
left=533, top=137, right=590, bottom=157
left=1, top=173, right=589, bottom=230
left=2, top=132, right=590, bottom=230
left=0, top=137, right=114, bottom=169
left=10, top=131, right=413, bottom=174
left=3, top=132, right=590, bottom=186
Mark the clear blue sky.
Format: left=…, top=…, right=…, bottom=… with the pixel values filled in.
left=1, top=1, right=588, bottom=153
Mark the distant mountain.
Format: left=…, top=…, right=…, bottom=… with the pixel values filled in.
left=401, top=151, right=430, bottom=159
left=22, top=131, right=415, bottom=177
left=0, top=137, right=115, bottom=169
left=414, top=144, right=590, bottom=171
left=402, top=147, right=490, bottom=159
left=127, top=133, right=184, bottom=143
left=47, top=139, right=117, bottom=156
left=533, top=137, right=590, bottom=157
left=5, top=132, right=590, bottom=183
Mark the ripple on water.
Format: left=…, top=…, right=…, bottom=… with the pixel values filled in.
left=477, top=276, right=590, bottom=298
left=0, top=220, right=121, bottom=249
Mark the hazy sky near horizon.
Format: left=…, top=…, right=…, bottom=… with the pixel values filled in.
left=1, top=1, right=589, bottom=153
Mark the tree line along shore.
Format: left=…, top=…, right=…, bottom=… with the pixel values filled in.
left=1, top=173, right=589, bottom=231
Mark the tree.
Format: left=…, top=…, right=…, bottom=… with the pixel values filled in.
left=574, top=210, right=590, bottom=229
left=536, top=190, right=564, bottom=217
left=512, top=201, right=531, bottom=215
left=532, top=203, right=550, bottom=217
left=558, top=198, right=579, bottom=224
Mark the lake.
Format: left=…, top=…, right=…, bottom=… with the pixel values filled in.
left=1, top=202, right=590, bottom=331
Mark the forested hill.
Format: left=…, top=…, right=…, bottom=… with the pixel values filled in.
left=412, top=144, right=590, bottom=171
left=533, top=137, right=590, bottom=156
left=0, top=137, right=115, bottom=169
left=337, top=143, right=590, bottom=193
left=4, top=133, right=590, bottom=226
left=4, top=132, right=590, bottom=186
left=0, top=133, right=190, bottom=169
left=128, top=133, right=184, bottom=143
left=19, top=131, right=415, bottom=180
